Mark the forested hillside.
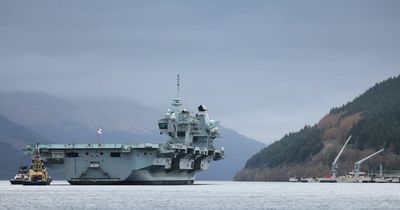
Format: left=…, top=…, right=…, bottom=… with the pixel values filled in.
left=245, top=126, right=323, bottom=169
left=235, top=75, right=400, bottom=181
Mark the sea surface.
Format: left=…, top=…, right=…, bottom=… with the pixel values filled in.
left=0, top=181, right=399, bottom=210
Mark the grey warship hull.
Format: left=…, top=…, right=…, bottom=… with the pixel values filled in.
left=25, top=142, right=223, bottom=185
left=69, top=180, right=194, bottom=185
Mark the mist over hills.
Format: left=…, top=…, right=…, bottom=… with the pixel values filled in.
left=0, top=91, right=263, bottom=180
left=235, top=75, right=400, bottom=181
left=0, top=91, right=161, bottom=143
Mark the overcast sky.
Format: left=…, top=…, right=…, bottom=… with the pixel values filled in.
left=0, top=0, right=399, bottom=143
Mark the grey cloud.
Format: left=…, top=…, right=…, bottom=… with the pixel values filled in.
left=0, top=0, right=399, bottom=142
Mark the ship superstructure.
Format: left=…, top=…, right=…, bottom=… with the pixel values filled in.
left=24, top=76, right=224, bottom=184
left=10, top=166, right=28, bottom=185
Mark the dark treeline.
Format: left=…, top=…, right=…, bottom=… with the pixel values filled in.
left=245, top=126, right=323, bottom=169
left=332, top=75, right=400, bottom=153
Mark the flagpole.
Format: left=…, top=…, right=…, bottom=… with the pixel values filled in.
left=96, top=128, right=102, bottom=145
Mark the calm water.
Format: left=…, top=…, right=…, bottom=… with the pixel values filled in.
left=0, top=181, right=399, bottom=209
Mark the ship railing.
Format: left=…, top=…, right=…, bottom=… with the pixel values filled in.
left=368, top=170, right=400, bottom=178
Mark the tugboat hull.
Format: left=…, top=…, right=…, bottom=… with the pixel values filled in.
left=10, top=179, right=25, bottom=185
left=22, top=181, right=51, bottom=185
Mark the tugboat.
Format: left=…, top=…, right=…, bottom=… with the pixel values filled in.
left=9, top=166, right=29, bottom=185
left=23, top=144, right=52, bottom=185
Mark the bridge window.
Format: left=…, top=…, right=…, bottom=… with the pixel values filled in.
left=177, top=131, right=186, bottom=137
left=65, top=152, right=79, bottom=157
left=158, top=123, right=168, bottom=129
left=110, top=152, right=121, bottom=157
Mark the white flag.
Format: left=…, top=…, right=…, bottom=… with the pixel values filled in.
left=97, top=128, right=102, bottom=135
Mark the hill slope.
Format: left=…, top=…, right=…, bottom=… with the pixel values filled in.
left=235, top=75, right=400, bottom=181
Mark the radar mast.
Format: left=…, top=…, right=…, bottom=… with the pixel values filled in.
left=177, top=74, right=180, bottom=98
left=171, top=74, right=182, bottom=109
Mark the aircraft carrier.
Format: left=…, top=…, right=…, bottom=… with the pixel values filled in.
left=24, top=76, right=224, bottom=185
